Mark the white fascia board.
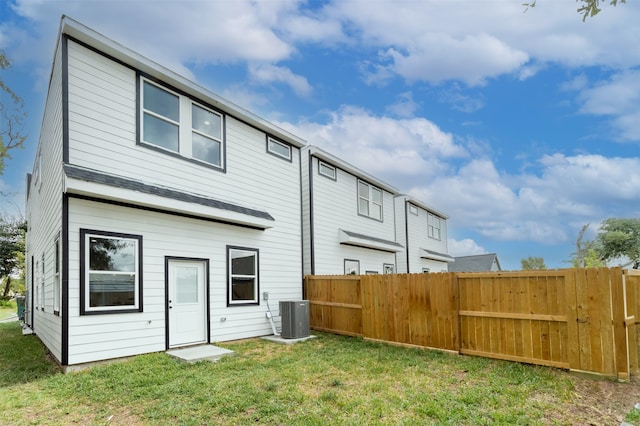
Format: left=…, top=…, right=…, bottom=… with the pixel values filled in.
left=339, top=229, right=403, bottom=253
left=420, top=249, right=455, bottom=262
left=306, top=146, right=399, bottom=194
left=64, top=176, right=274, bottom=229
left=397, top=194, right=449, bottom=219
left=59, top=16, right=306, bottom=148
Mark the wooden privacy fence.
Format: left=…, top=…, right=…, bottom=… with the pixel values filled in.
left=304, top=268, right=640, bottom=380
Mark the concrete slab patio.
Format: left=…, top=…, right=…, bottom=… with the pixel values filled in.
left=166, top=345, right=235, bottom=363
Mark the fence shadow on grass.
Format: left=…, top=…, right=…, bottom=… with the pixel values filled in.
left=0, top=322, right=61, bottom=386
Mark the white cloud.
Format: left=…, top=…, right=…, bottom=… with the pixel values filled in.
left=12, top=0, right=296, bottom=64
left=576, top=70, right=640, bottom=141
left=329, top=0, right=640, bottom=86
left=448, top=238, right=486, bottom=257
left=386, top=92, right=419, bottom=117
left=384, top=33, right=529, bottom=86
left=279, top=105, right=466, bottom=178
left=249, top=64, right=313, bottom=97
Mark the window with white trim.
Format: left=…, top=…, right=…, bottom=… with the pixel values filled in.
left=358, top=180, right=382, bottom=220
left=40, top=254, right=45, bottom=310
left=344, top=259, right=360, bottom=275
left=227, top=246, right=259, bottom=305
left=140, top=78, right=224, bottom=168
left=81, top=230, right=143, bottom=314
left=54, top=236, right=61, bottom=315
left=409, top=204, right=418, bottom=216
left=34, top=260, right=39, bottom=310
left=428, top=214, right=442, bottom=240
left=319, top=161, right=336, bottom=180
left=267, top=137, right=292, bottom=161
left=383, top=263, right=395, bottom=274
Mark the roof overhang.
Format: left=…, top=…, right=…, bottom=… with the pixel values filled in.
left=339, top=229, right=404, bottom=253
left=420, top=248, right=455, bottom=262
left=64, top=165, right=274, bottom=230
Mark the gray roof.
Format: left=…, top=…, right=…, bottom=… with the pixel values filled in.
left=448, top=253, right=501, bottom=272
left=64, top=164, right=274, bottom=221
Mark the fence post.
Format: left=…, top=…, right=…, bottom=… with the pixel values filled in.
left=454, top=272, right=461, bottom=353
left=610, top=267, right=630, bottom=381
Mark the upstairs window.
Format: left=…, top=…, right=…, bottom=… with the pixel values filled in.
left=428, top=214, right=442, bottom=240
left=267, top=137, right=292, bottom=161
left=140, top=78, right=224, bottom=169
left=358, top=180, right=383, bottom=221
left=409, top=204, right=419, bottom=216
left=319, top=161, right=336, bottom=180
left=142, top=81, right=180, bottom=152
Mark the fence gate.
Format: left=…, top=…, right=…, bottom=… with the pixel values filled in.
left=566, top=268, right=629, bottom=379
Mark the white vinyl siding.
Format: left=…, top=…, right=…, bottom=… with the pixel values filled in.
left=305, top=153, right=397, bottom=275
left=24, top=39, right=65, bottom=362
left=29, top=33, right=303, bottom=367
left=66, top=41, right=299, bottom=218
left=67, top=195, right=301, bottom=365
left=395, top=196, right=450, bottom=274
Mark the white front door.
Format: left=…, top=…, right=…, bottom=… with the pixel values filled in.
left=168, top=259, right=207, bottom=348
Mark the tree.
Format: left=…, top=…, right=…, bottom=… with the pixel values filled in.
left=521, top=256, right=547, bottom=270
left=523, top=0, right=626, bottom=21
left=0, top=218, right=26, bottom=299
left=597, top=218, right=640, bottom=269
left=570, top=224, right=604, bottom=268
left=0, top=51, right=27, bottom=175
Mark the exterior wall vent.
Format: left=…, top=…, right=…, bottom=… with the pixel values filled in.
left=279, top=300, right=310, bottom=339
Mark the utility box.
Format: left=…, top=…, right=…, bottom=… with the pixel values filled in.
left=279, top=300, right=310, bottom=339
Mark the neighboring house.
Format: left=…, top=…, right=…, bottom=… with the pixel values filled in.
left=301, top=146, right=404, bottom=275
left=448, top=253, right=502, bottom=272
left=24, top=16, right=305, bottom=367
left=394, top=195, right=454, bottom=273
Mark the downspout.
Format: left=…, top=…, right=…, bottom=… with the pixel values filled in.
left=309, top=153, right=315, bottom=275
left=405, top=199, right=410, bottom=273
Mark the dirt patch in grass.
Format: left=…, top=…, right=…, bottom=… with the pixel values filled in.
left=556, top=375, right=640, bottom=425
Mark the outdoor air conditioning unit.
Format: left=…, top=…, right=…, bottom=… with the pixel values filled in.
left=279, top=300, right=310, bottom=339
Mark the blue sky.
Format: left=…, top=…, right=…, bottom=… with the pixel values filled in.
left=1, top=0, right=639, bottom=270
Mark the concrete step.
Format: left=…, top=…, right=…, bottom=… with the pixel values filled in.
left=166, top=344, right=234, bottom=363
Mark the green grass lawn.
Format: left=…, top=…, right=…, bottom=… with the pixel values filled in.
left=1, top=321, right=638, bottom=425
left=0, top=299, right=17, bottom=320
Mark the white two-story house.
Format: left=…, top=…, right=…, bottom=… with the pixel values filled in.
left=394, top=195, right=453, bottom=273
left=24, top=16, right=305, bottom=368
left=301, top=146, right=404, bottom=275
